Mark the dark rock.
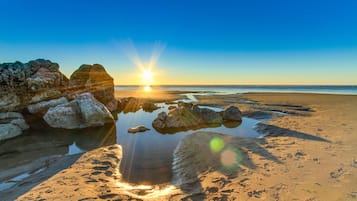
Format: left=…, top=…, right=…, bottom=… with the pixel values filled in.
left=141, top=102, right=159, bottom=112
left=222, top=106, right=242, bottom=121
left=117, top=97, right=141, bottom=113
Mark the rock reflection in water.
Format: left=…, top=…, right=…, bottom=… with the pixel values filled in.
left=0, top=123, right=117, bottom=173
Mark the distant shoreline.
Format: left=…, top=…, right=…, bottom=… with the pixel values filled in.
left=114, top=85, right=357, bottom=95
left=115, top=84, right=357, bottom=87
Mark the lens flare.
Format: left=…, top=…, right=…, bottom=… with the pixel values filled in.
left=118, top=40, right=165, bottom=86
left=210, top=137, right=225, bottom=153
left=220, top=147, right=243, bottom=169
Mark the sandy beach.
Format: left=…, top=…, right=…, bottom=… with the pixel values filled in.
left=3, top=92, right=357, bottom=201
left=2, top=1, right=356, bottom=200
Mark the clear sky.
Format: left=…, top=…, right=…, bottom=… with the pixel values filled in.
left=0, top=0, right=356, bottom=85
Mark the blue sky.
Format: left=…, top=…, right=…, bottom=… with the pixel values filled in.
left=0, top=0, right=356, bottom=85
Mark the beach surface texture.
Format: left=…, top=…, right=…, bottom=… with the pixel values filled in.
left=5, top=92, right=357, bottom=201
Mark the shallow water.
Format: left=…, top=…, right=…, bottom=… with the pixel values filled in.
left=0, top=102, right=264, bottom=190
left=116, top=103, right=262, bottom=184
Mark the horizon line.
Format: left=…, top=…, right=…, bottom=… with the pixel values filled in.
left=115, top=84, right=357, bottom=87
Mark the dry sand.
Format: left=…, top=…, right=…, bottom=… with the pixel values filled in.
left=191, top=93, right=357, bottom=200
left=5, top=92, right=357, bottom=200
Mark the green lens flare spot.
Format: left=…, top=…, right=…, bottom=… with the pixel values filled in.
left=210, top=137, right=225, bottom=153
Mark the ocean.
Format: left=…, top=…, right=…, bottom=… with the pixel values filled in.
left=115, top=85, right=357, bottom=95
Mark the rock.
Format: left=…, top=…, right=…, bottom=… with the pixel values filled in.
left=222, top=106, right=242, bottom=121
left=76, top=93, right=114, bottom=126
left=0, top=112, right=24, bottom=120
left=117, top=97, right=141, bottom=113
left=168, top=106, right=176, bottom=110
left=26, top=66, right=66, bottom=92
left=152, top=104, right=222, bottom=133
left=0, top=59, right=68, bottom=112
left=43, top=93, right=114, bottom=129
left=43, top=101, right=82, bottom=129
left=28, top=97, right=69, bottom=115
left=141, top=102, right=159, bottom=112
left=0, top=93, right=21, bottom=112
left=0, top=124, right=23, bottom=141
left=128, top=125, right=150, bottom=133
left=199, top=108, right=223, bottom=124
left=10, top=118, right=30, bottom=130
left=29, top=90, right=62, bottom=104
left=0, top=112, right=29, bottom=141
left=69, top=64, right=114, bottom=108
left=105, top=99, right=119, bottom=112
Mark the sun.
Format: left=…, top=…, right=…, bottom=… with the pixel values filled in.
left=141, top=69, right=153, bottom=85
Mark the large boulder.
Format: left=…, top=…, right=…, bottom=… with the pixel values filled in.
left=152, top=103, right=222, bottom=133
left=69, top=64, right=115, bottom=109
left=43, top=93, right=114, bottom=129
left=0, top=112, right=29, bottom=141
left=0, top=59, right=68, bottom=112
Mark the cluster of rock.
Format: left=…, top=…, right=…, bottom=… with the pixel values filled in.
left=0, top=59, right=67, bottom=112
left=0, top=59, right=117, bottom=141
left=152, top=103, right=242, bottom=133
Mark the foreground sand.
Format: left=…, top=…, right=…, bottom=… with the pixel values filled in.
left=193, top=93, right=357, bottom=200
left=8, top=92, right=357, bottom=200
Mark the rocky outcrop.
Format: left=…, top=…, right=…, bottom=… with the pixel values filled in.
left=69, top=64, right=115, bottom=110
left=0, top=59, right=68, bottom=112
left=43, top=93, right=114, bottom=129
left=152, top=103, right=223, bottom=133
left=0, top=112, right=29, bottom=141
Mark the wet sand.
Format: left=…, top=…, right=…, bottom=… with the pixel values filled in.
left=114, top=90, right=185, bottom=102
left=4, top=92, right=357, bottom=200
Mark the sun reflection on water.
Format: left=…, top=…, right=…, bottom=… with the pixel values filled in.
left=114, top=180, right=177, bottom=198
left=144, top=85, right=152, bottom=92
